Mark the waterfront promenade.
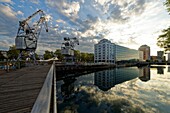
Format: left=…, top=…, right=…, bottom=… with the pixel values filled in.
left=0, top=64, right=51, bottom=113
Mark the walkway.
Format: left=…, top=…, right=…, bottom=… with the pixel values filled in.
left=0, top=64, right=50, bottom=113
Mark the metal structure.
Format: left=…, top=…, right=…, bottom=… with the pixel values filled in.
left=61, top=37, right=79, bottom=62
left=15, top=9, right=48, bottom=62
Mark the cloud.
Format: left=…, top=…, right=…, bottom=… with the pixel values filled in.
left=46, top=0, right=80, bottom=19
left=43, top=0, right=150, bottom=53
left=56, top=19, right=66, bottom=24
left=0, top=39, right=11, bottom=50
left=17, top=10, right=24, bottom=16
left=45, top=14, right=52, bottom=22
left=30, top=0, right=39, bottom=4
left=0, top=4, right=18, bottom=37
left=0, top=0, right=169, bottom=54
left=0, top=4, right=18, bottom=50
left=0, top=0, right=13, bottom=4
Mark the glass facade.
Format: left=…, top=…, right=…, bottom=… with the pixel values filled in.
left=115, top=45, right=139, bottom=62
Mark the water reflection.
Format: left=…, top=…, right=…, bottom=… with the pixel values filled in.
left=138, top=66, right=150, bottom=82
left=61, top=76, right=76, bottom=100
left=168, top=67, right=170, bottom=72
left=94, top=67, right=140, bottom=91
left=58, top=67, right=151, bottom=100
left=57, top=66, right=170, bottom=113
left=157, top=67, right=164, bottom=74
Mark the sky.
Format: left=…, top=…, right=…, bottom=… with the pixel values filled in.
left=0, top=0, right=169, bottom=55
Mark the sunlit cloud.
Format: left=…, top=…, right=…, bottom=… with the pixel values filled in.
left=0, top=0, right=169, bottom=55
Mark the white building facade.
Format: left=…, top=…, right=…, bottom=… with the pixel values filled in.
left=94, top=39, right=139, bottom=63
left=94, top=39, right=115, bottom=63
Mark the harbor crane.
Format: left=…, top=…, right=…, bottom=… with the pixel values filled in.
left=61, top=37, right=79, bottom=62
left=15, top=9, right=48, bottom=62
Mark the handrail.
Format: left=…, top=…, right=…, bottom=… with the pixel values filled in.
left=31, top=61, right=57, bottom=113
left=53, top=63, right=57, bottom=113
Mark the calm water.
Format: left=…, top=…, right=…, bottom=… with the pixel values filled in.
left=57, top=66, right=170, bottom=113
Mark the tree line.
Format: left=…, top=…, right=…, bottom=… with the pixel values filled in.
left=44, top=49, right=94, bottom=62
left=1, top=45, right=94, bottom=62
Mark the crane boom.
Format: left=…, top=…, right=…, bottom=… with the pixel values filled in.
left=15, top=9, right=48, bottom=51
left=15, top=9, right=48, bottom=63
left=17, top=10, right=48, bottom=35
left=24, top=10, right=43, bottom=22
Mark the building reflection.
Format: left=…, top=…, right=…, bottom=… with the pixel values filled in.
left=94, top=67, right=139, bottom=91
left=138, top=66, right=150, bottom=82
left=168, top=67, right=170, bottom=72
left=157, top=67, right=164, bottom=74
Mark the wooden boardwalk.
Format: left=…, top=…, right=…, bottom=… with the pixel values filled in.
left=0, top=64, right=51, bottom=113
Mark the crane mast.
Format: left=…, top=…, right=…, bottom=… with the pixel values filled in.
left=15, top=9, right=48, bottom=62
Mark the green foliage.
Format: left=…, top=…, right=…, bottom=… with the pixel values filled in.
left=79, top=52, right=94, bottom=62
left=35, top=53, right=40, bottom=60
left=49, top=49, right=94, bottom=62
left=157, top=27, right=170, bottom=51
left=54, top=49, right=64, bottom=61
left=7, top=45, right=19, bottom=59
left=43, top=50, right=54, bottom=60
left=157, top=0, right=170, bottom=50
left=74, top=50, right=81, bottom=61
left=165, top=0, right=170, bottom=13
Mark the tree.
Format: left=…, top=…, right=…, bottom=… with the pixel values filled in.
left=7, top=45, right=20, bottom=60
left=80, top=52, right=94, bottom=62
left=35, top=53, right=40, bottom=60
left=157, top=27, right=170, bottom=50
left=86, top=53, right=94, bottom=62
left=44, top=50, right=54, bottom=60
left=165, top=0, right=170, bottom=13
left=157, top=0, right=170, bottom=50
left=74, top=50, right=81, bottom=61
left=54, top=49, right=64, bottom=61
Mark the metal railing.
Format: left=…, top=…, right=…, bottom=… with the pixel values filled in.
left=31, top=61, right=57, bottom=113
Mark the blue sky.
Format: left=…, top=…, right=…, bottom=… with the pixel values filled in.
left=0, top=0, right=169, bottom=55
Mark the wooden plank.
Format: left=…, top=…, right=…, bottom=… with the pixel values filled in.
left=0, top=65, right=50, bottom=113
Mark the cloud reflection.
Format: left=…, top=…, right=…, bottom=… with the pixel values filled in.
left=57, top=66, right=170, bottom=113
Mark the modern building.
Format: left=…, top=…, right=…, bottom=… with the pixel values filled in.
left=94, top=39, right=139, bottom=63
left=138, top=45, right=150, bottom=61
left=157, top=51, right=164, bottom=62
left=94, top=39, right=115, bottom=63
left=139, top=51, right=144, bottom=61
left=115, top=45, right=139, bottom=62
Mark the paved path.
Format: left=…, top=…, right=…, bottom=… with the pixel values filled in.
left=0, top=65, right=50, bottom=113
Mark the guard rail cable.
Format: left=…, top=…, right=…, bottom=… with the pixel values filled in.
left=31, top=61, right=57, bottom=113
